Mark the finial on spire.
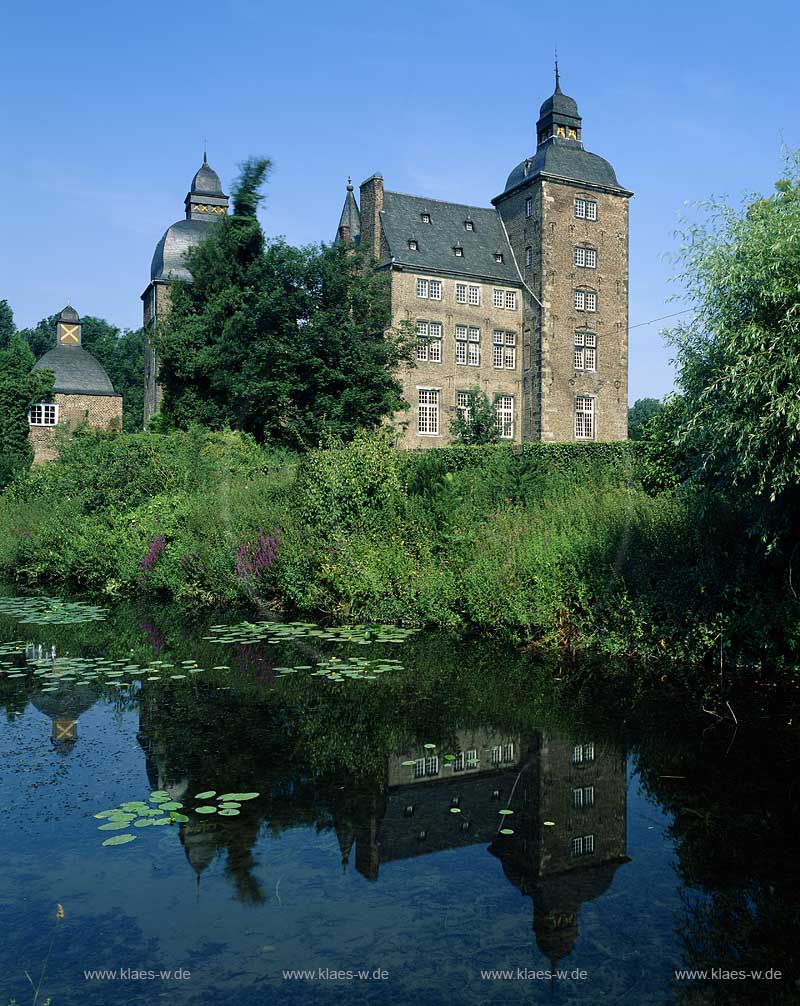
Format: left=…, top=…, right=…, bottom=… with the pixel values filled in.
left=554, top=48, right=561, bottom=92
left=347, top=175, right=353, bottom=191
left=203, top=139, right=208, bottom=165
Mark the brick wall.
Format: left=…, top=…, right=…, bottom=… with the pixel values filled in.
left=389, top=269, right=524, bottom=448
left=142, top=281, right=172, bottom=424
left=29, top=392, right=123, bottom=464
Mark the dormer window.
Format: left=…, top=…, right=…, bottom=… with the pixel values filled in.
left=454, top=246, right=464, bottom=257
left=408, top=239, right=418, bottom=251
left=464, top=220, right=474, bottom=232
left=421, top=212, right=431, bottom=224
left=494, top=252, right=504, bottom=264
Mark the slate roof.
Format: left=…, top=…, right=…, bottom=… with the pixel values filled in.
left=34, top=345, right=119, bottom=397
left=150, top=218, right=215, bottom=282
left=498, top=138, right=632, bottom=199
left=191, top=156, right=225, bottom=197
left=380, top=191, right=521, bottom=284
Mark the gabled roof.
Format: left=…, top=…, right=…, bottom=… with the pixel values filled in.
left=380, top=191, right=521, bottom=284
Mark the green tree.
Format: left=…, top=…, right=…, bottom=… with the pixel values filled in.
left=449, top=387, right=501, bottom=445
left=0, top=299, right=14, bottom=348
left=0, top=335, right=54, bottom=487
left=627, top=397, right=664, bottom=440
left=665, top=154, right=800, bottom=529
left=157, top=157, right=412, bottom=448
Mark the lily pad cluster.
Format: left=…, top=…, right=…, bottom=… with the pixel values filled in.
left=0, top=641, right=27, bottom=680
left=96, top=790, right=260, bottom=847
left=0, top=596, right=107, bottom=625
left=21, top=655, right=210, bottom=693
left=276, top=656, right=404, bottom=682
left=205, top=620, right=418, bottom=647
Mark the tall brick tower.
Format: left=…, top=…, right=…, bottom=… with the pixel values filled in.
left=494, top=68, right=633, bottom=442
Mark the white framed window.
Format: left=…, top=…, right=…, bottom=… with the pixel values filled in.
left=571, top=834, right=595, bottom=857
left=29, top=402, right=59, bottom=426
left=454, top=246, right=464, bottom=257
left=455, top=326, right=480, bottom=366
left=464, top=220, right=474, bottom=231
left=429, top=279, right=442, bottom=301
left=421, top=212, right=431, bottom=224
left=426, top=755, right=439, bottom=775
left=456, top=390, right=472, bottom=424
left=572, top=742, right=596, bottom=764
left=414, top=758, right=426, bottom=778
left=525, top=196, right=532, bottom=218
left=465, top=749, right=478, bottom=768
left=452, top=752, right=466, bottom=771
left=574, top=331, right=597, bottom=371
left=494, top=252, right=504, bottom=264
left=416, top=320, right=442, bottom=362
left=408, top=239, right=418, bottom=251
left=505, top=291, right=517, bottom=310
left=575, top=198, right=597, bottom=220
left=575, top=397, right=595, bottom=440
left=574, top=289, right=597, bottom=312
left=468, top=285, right=481, bottom=306
left=526, top=246, right=532, bottom=267
left=502, top=742, right=514, bottom=762
left=492, top=331, right=516, bottom=369
left=495, top=395, right=514, bottom=439
left=418, top=388, right=440, bottom=436
left=455, top=283, right=467, bottom=304
left=416, top=278, right=429, bottom=298
left=583, top=742, right=595, bottom=762
left=575, top=246, right=597, bottom=268
left=573, top=785, right=594, bottom=808
left=493, top=289, right=505, bottom=308
left=491, top=745, right=501, bottom=765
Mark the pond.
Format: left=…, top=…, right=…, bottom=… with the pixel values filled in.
left=1, top=595, right=798, bottom=1005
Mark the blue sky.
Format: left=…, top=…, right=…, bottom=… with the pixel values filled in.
left=1, top=0, right=796, bottom=403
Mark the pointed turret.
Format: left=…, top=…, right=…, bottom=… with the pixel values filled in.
left=335, top=178, right=361, bottom=244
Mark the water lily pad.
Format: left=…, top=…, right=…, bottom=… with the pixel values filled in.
left=449, top=807, right=462, bottom=814
left=98, top=820, right=133, bottom=831
left=195, top=806, right=217, bottom=814
left=159, top=801, right=183, bottom=811
left=500, top=828, right=515, bottom=835
left=133, top=819, right=154, bottom=827
left=423, top=743, right=436, bottom=750
left=401, top=760, right=415, bottom=766
left=195, top=791, right=216, bottom=800
left=170, top=813, right=189, bottom=823
left=150, top=791, right=170, bottom=800
left=102, top=834, right=136, bottom=846
left=543, top=821, right=556, bottom=827
left=219, top=808, right=240, bottom=816
left=218, top=802, right=241, bottom=809
left=498, top=809, right=514, bottom=816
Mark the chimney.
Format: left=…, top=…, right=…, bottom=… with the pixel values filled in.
left=359, top=174, right=384, bottom=261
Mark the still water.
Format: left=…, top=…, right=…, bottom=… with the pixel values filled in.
left=0, top=596, right=798, bottom=1005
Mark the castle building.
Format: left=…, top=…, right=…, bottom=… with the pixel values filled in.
left=142, top=155, right=229, bottom=424
left=336, top=71, right=632, bottom=447
left=28, top=305, right=122, bottom=463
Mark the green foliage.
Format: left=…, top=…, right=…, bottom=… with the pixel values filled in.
left=156, top=159, right=412, bottom=449
left=665, top=153, right=800, bottom=518
left=449, top=386, right=500, bottom=445
left=0, top=300, right=14, bottom=348
left=0, top=336, right=53, bottom=489
left=627, top=397, right=664, bottom=440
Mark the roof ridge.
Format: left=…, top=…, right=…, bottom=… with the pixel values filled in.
left=384, top=190, right=498, bottom=215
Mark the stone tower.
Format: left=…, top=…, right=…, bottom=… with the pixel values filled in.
left=493, top=69, right=633, bottom=442
left=142, top=155, right=229, bottom=425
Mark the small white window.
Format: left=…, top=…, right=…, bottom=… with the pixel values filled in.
left=408, top=239, right=418, bottom=251
left=418, top=389, right=440, bottom=436
left=575, top=397, right=595, bottom=440
left=573, top=787, right=585, bottom=808
left=465, top=749, right=478, bottom=767
left=575, top=198, right=597, bottom=220
left=574, top=331, right=597, bottom=371
left=455, top=325, right=468, bottom=365
left=416, top=278, right=428, bottom=299
left=421, top=212, right=431, bottom=224
left=525, top=246, right=532, bottom=267
left=493, top=289, right=505, bottom=309
left=426, top=755, right=439, bottom=775
left=464, top=220, right=474, bottom=231
left=455, top=283, right=467, bottom=304
left=574, top=290, right=597, bottom=312
left=468, top=285, right=481, bottom=306
left=29, top=403, right=58, bottom=426
left=452, top=752, right=466, bottom=771
left=416, top=320, right=442, bottom=363
left=454, top=246, right=464, bottom=257
left=413, top=758, right=426, bottom=778
left=468, top=327, right=480, bottom=366
left=429, top=279, right=442, bottom=301
left=456, top=390, right=472, bottom=424
left=505, top=291, right=517, bottom=310
left=494, top=252, right=504, bottom=264
left=496, top=395, right=514, bottom=439
left=493, top=331, right=516, bottom=369
left=571, top=834, right=595, bottom=857
left=502, top=742, right=514, bottom=762
left=491, top=746, right=501, bottom=765
left=575, top=246, right=597, bottom=268
left=584, top=742, right=595, bottom=762
left=525, top=196, right=532, bottom=218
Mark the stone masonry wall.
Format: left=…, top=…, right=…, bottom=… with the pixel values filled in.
left=389, top=268, right=524, bottom=449
left=30, top=392, right=123, bottom=464
left=143, top=282, right=172, bottom=424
